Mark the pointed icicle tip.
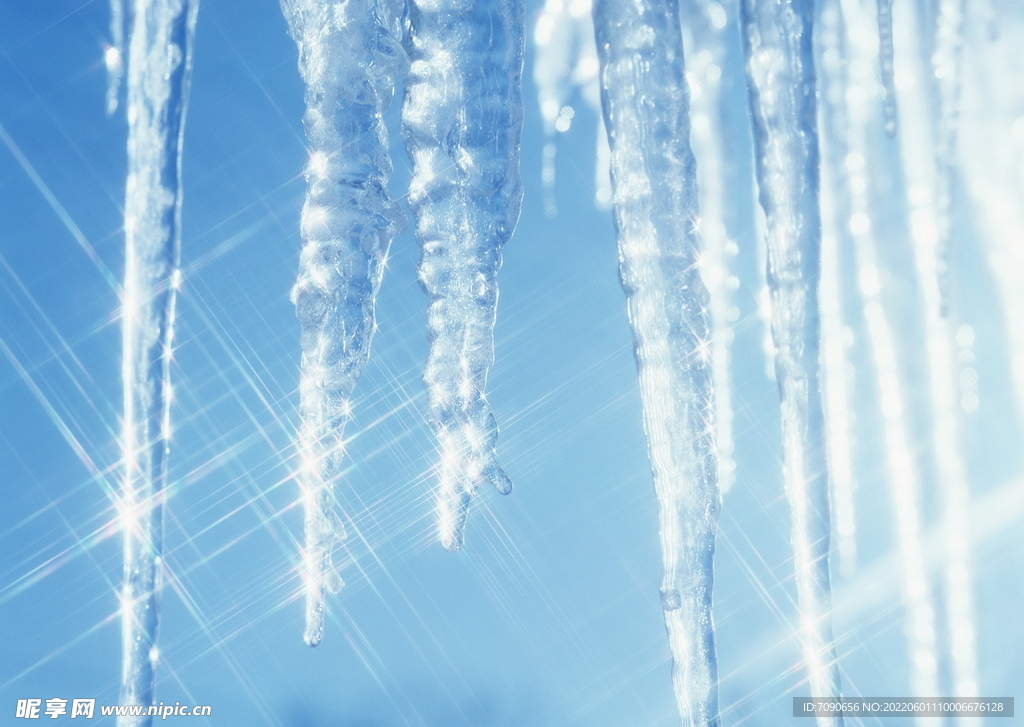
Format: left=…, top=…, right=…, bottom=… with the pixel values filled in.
left=304, top=598, right=325, bottom=647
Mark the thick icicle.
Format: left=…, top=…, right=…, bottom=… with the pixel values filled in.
left=280, top=0, right=407, bottom=645
left=402, top=0, right=524, bottom=551
left=533, top=0, right=610, bottom=214
left=876, top=0, right=896, bottom=136
left=681, top=0, right=739, bottom=494
left=739, top=0, right=843, bottom=717
left=816, top=0, right=859, bottom=579
left=119, top=0, right=198, bottom=721
left=592, top=0, right=721, bottom=722
left=892, top=0, right=978, bottom=700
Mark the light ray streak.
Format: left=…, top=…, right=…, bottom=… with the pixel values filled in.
left=0, top=335, right=116, bottom=500
left=154, top=560, right=284, bottom=727
left=0, top=610, right=121, bottom=691
left=0, top=515, right=119, bottom=607
left=0, top=122, right=120, bottom=292
left=729, top=475, right=1024, bottom=717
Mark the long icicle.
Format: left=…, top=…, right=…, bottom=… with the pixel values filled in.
left=835, top=0, right=942, bottom=703
left=816, top=0, right=859, bottom=580
left=592, top=0, right=721, bottom=721
left=739, top=0, right=843, bottom=717
left=119, top=0, right=198, bottom=722
left=280, top=0, right=407, bottom=645
left=894, top=0, right=979, bottom=700
left=402, top=0, right=524, bottom=551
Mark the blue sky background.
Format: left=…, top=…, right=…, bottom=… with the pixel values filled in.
left=1, top=1, right=1022, bottom=725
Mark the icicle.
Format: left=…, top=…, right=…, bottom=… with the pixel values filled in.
left=958, top=0, right=1024, bottom=438
left=533, top=0, right=610, bottom=214
left=119, top=0, right=198, bottom=721
left=106, top=0, right=126, bottom=116
left=931, top=0, right=965, bottom=317
left=402, top=0, right=524, bottom=551
left=681, top=0, right=738, bottom=494
left=592, top=0, right=721, bottom=722
left=816, top=0, right=858, bottom=579
left=832, top=0, right=941, bottom=701
left=876, top=0, right=896, bottom=136
left=930, top=0, right=979, bottom=702
left=280, top=0, right=407, bottom=646
left=738, top=0, right=844, bottom=717
left=891, top=0, right=977, bottom=700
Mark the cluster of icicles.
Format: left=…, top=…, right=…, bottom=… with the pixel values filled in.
left=108, top=0, right=1022, bottom=722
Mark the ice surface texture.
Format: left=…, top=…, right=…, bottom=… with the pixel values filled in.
left=402, top=0, right=525, bottom=551
left=739, top=0, right=843, bottom=719
left=280, top=0, right=408, bottom=646
left=119, top=0, right=199, bottom=722
left=681, top=0, right=738, bottom=497
left=592, top=0, right=721, bottom=722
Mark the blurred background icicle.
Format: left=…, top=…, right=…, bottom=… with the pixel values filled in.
left=592, top=0, right=721, bottom=721
left=815, top=0, right=859, bottom=580
left=959, top=0, right=1024, bottom=439
left=738, top=0, right=843, bottom=717
left=533, top=0, right=611, bottom=214
left=106, top=0, right=126, bottom=116
left=931, top=0, right=965, bottom=318
left=119, top=0, right=199, bottom=721
left=824, top=0, right=941, bottom=703
left=402, top=0, right=525, bottom=552
left=280, top=0, right=408, bottom=646
left=876, top=0, right=897, bottom=136
left=930, top=0, right=980, bottom=703
left=680, top=0, right=738, bottom=495
left=891, top=0, right=978, bottom=700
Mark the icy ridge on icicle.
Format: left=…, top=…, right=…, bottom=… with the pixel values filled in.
left=280, top=0, right=407, bottom=646
left=592, top=0, right=721, bottom=721
left=402, top=0, right=524, bottom=551
left=739, top=0, right=844, bottom=719
left=119, top=0, right=198, bottom=723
